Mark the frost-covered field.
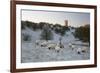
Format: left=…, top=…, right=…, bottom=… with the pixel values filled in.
left=21, top=27, right=90, bottom=63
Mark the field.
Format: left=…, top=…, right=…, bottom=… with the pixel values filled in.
left=21, top=23, right=90, bottom=63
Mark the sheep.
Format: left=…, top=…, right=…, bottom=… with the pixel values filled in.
left=55, top=44, right=62, bottom=53
left=35, top=40, right=42, bottom=45
left=40, top=40, right=56, bottom=47
left=59, top=43, right=64, bottom=48
left=81, top=47, right=87, bottom=53
left=76, top=47, right=87, bottom=54
left=68, top=43, right=75, bottom=50
left=47, top=43, right=57, bottom=50
left=47, top=43, right=63, bottom=53
left=35, top=40, right=47, bottom=47
left=76, top=47, right=82, bottom=54
left=40, top=41, right=48, bottom=47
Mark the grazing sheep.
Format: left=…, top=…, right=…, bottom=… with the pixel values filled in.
left=40, top=41, right=48, bottom=47
left=47, top=43, right=63, bottom=53
left=55, top=44, right=62, bottom=53
left=35, top=40, right=42, bottom=45
left=76, top=47, right=82, bottom=54
left=35, top=40, right=47, bottom=47
left=59, top=44, right=64, bottom=48
left=68, top=43, right=75, bottom=50
left=47, top=43, right=56, bottom=50
left=76, top=47, right=87, bottom=54
left=68, top=43, right=71, bottom=47
left=81, top=47, right=87, bottom=53
left=35, top=40, right=39, bottom=47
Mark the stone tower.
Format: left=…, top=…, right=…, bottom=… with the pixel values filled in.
left=65, top=20, right=68, bottom=27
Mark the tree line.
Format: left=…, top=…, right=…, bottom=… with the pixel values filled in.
left=21, top=20, right=90, bottom=43
left=74, top=24, right=90, bottom=43
left=21, top=20, right=69, bottom=40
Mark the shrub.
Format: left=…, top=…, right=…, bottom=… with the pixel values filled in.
left=74, top=24, right=90, bottom=43
left=32, top=23, right=38, bottom=31
left=21, top=21, right=26, bottom=29
left=38, top=22, right=46, bottom=30
left=25, top=21, right=33, bottom=28
left=40, top=25, right=53, bottom=41
left=23, top=34, right=31, bottom=41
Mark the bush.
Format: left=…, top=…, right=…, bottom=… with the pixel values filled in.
left=40, top=25, right=53, bottom=41
left=23, top=34, right=31, bottom=41
left=74, top=24, right=90, bottom=43
left=25, top=21, right=33, bottom=28
left=32, top=23, right=38, bottom=31
left=38, top=22, right=46, bottom=30
left=21, top=21, right=26, bottom=29
left=21, top=21, right=39, bottom=31
left=62, top=26, right=70, bottom=31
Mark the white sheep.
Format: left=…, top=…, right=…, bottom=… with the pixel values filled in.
left=76, top=47, right=82, bottom=54
left=35, top=40, right=42, bottom=45
left=81, top=47, right=87, bottom=53
left=68, top=43, right=75, bottom=50
left=68, top=43, right=71, bottom=47
left=55, top=44, right=62, bottom=53
left=47, top=43, right=63, bottom=53
left=40, top=41, right=48, bottom=47
left=76, top=47, right=87, bottom=54
left=47, top=43, right=57, bottom=50
left=35, top=40, right=47, bottom=47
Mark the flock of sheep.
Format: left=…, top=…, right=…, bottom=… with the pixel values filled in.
left=35, top=40, right=88, bottom=54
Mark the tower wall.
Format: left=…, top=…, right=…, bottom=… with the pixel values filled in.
left=65, top=20, right=68, bottom=27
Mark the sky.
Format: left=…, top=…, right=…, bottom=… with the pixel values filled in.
left=21, top=9, right=90, bottom=27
